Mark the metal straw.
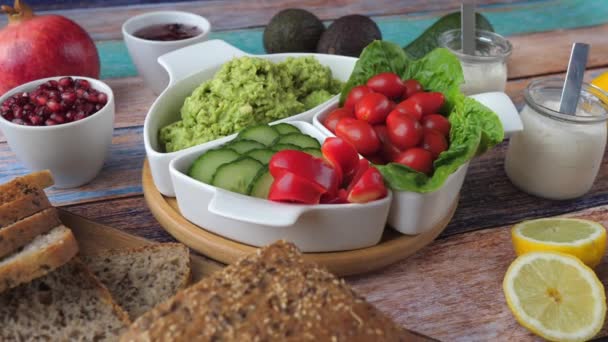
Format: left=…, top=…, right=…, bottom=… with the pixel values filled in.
left=461, top=3, right=476, bottom=55
left=559, top=43, right=590, bottom=115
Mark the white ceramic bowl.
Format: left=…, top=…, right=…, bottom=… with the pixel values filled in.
left=145, top=39, right=357, bottom=196
left=312, top=92, right=522, bottom=235
left=122, top=11, right=211, bottom=94
left=169, top=121, right=392, bottom=252
left=0, top=76, right=115, bottom=188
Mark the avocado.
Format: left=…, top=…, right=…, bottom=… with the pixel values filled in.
left=316, top=15, right=382, bottom=57
left=404, top=12, right=494, bottom=59
left=264, top=9, right=325, bottom=53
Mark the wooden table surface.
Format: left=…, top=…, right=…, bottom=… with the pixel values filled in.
left=2, top=0, right=608, bottom=340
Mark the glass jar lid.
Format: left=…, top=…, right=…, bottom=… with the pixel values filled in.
left=438, top=29, right=512, bottom=63
left=524, top=78, right=608, bottom=124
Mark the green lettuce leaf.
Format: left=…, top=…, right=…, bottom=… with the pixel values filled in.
left=340, top=40, right=504, bottom=193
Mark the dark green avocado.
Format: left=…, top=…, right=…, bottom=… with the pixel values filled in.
left=263, top=8, right=325, bottom=53
left=316, top=15, right=382, bottom=57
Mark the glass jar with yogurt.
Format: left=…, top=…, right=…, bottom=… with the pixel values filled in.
left=505, top=78, right=608, bottom=200
left=438, top=29, right=512, bottom=95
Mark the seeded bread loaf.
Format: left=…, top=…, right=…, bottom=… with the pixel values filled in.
left=0, top=225, right=78, bottom=293
left=83, top=243, right=191, bottom=319
left=0, top=170, right=54, bottom=205
left=0, top=208, right=60, bottom=259
left=0, top=188, right=51, bottom=228
left=121, top=241, right=411, bottom=342
left=0, top=259, right=130, bottom=341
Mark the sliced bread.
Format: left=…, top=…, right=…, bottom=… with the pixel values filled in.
left=121, top=241, right=411, bottom=342
left=0, top=170, right=54, bottom=205
left=0, top=225, right=78, bottom=293
left=0, top=208, right=61, bottom=259
left=82, top=243, right=191, bottom=319
left=0, top=188, right=51, bottom=228
left=0, top=259, right=130, bottom=341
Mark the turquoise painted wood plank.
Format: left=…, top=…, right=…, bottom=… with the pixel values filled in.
left=98, top=0, right=608, bottom=79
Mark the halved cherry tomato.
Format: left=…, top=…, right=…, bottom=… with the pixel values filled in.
left=335, top=117, right=380, bottom=156
left=354, top=92, right=391, bottom=124
left=268, top=171, right=326, bottom=204
left=366, top=72, right=405, bottom=99
left=393, top=99, right=423, bottom=121
left=373, top=125, right=402, bottom=162
left=386, top=111, right=423, bottom=150
left=347, top=167, right=388, bottom=203
left=344, top=85, right=373, bottom=109
left=321, top=137, right=360, bottom=180
left=408, top=92, right=445, bottom=115
left=323, top=107, right=354, bottom=133
left=421, top=129, right=448, bottom=158
left=402, top=79, right=423, bottom=99
left=346, top=158, right=370, bottom=191
left=394, top=148, right=434, bottom=174
left=421, top=114, right=451, bottom=137
left=269, top=150, right=339, bottom=195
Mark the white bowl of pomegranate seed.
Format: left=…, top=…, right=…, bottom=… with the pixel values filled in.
left=0, top=76, right=115, bottom=188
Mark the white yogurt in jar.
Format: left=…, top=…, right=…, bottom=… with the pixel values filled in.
left=460, top=60, right=507, bottom=95
left=505, top=90, right=608, bottom=200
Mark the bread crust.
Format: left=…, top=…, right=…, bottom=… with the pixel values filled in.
left=0, top=208, right=60, bottom=258
left=0, top=170, right=54, bottom=205
left=0, top=189, right=51, bottom=228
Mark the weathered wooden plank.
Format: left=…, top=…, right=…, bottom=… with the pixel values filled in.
left=348, top=204, right=608, bottom=341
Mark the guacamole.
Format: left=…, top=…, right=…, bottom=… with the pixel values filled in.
left=160, top=56, right=342, bottom=152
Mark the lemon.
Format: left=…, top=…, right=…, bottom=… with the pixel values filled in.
left=512, top=218, right=606, bottom=267
left=592, top=71, right=608, bottom=92
left=503, top=252, right=606, bottom=342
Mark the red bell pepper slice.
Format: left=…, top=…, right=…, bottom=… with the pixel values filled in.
left=268, top=171, right=326, bottom=204
left=347, top=167, right=388, bottom=204
left=345, top=158, right=370, bottom=192
left=269, top=150, right=340, bottom=195
left=321, top=137, right=360, bottom=182
left=320, top=188, right=349, bottom=204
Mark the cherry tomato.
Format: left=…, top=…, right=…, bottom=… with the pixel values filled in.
left=421, top=129, right=448, bottom=158
left=335, top=117, right=381, bottom=156
left=269, top=150, right=339, bottom=195
left=354, top=92, right=391, bottom=124
left=344, top=85, right=373, bottom=109
left=393, top=99, right=423, bottom=121
left=373, top=125, right=402, bottom=162
left=408, top=92, right=445, bottom=115
left=323, top=107, right=354, bottom=133
left=385, top=111, right=423, bottom=150
left=366, top=72, right=405, bottom=99
left=402, top=79, right=423, bottom=99
left=395, top=148, right=434, bottom=174
left=421, top=114, right=451, bottom=137
left=321, top=137, right=360, bottom=179
left=347, top=167, right=388, bottom=204
left=268, top=171, right=326, bottom=204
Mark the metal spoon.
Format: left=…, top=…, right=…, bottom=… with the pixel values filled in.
left=461, top=3, right=476, bottom=55
left=559, top=42, right=590, bottom=115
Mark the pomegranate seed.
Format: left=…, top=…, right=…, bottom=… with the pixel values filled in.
left=13, top=107, right=22, bottom=118
left=45, top=119, right=58, bottom=126
left=84, top=92, right=98, bottom=103
left=58, top=77, right=74, bottom=88
left=65, top=111, right=75, bottom=121
left=97, top=93, right=108, bottom=105
left=29, top=115, right=42, bottom=125
left=74, top=112, right=87, bottom=121
left=75, top=88, right=86, bottom=98
left=50, top=113, right=66, bottom=124
left=12, top=118, right=25, bottom=125
left=46, top=100, right=61, bottom=113
left=75, top=79, right=90, bottom=89
left=48, top=91, right=60, bottom=100
left=3, top=112, right=14, bottom=121
left=35, top=95, right=48, bottom=106
left=45, top=80, right=59, bottom=89
left=95, top=104, right=102, bottom=111
left=61, top=91, right=76, bottom=103
left=23, top=104, right=33, bottom=111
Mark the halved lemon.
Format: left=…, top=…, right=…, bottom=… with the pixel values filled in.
left=503, top=252, right=606, bottom=342
left=512, top=218, right=606, bottom=267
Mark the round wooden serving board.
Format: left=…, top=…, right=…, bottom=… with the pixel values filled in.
left=142, top=160, right=456, bottom=276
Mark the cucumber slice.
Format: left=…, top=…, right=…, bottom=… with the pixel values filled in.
left=273, top=123, right=300, bottom=135
left=188, top=148, right=241, bottom=184
left=276, top=133, right=321, bottom=149
left=227, top=139, right=265, bottom=154
left=211, top=157, right=263, bottom=195
left=249, top=167, right=274, bottom=199
left=272, top=143, right=302, bottom=152
left=302, top=148, right=323, bottom=158
left=237, top=124, right=280, bottom=146
left=247, top=148, right=276, bottom=165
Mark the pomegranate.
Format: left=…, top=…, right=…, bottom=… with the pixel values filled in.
left=0, top=0, right=100, bottom=95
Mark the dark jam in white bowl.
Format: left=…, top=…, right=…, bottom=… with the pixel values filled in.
left=133, top=23, right=202, bottom=41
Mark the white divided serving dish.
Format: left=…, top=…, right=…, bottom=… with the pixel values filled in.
left=169, top=121, right=392, bottom=252
left=145, top=39, right=358, bottom=196
left=313, top=92, right=522, bottom=235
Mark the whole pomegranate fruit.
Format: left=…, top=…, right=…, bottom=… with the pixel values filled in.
left=0, top=0, right=100, bottom=95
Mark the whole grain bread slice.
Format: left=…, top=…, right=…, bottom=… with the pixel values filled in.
left=82, top=243, right=191, bottom=319
left=0, top=170, right=54, bottom=205
left=0, top=188, right=51, bottom=228
left=0, top=225, right=78, bottom=293
left=121, top=241, right=412, bottom=342
left=0, top=259, right=130, bottom=341
left=0, top=208, right=61, bottom=259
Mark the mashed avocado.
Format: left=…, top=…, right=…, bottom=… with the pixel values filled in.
left=160, top=56, right=342, bottom=152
